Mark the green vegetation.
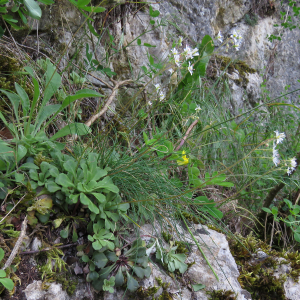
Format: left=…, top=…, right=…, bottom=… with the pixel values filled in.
left=0, top=0, right=300, bottom=298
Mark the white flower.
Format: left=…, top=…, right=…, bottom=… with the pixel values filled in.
left=290, top=157, right=297, bottom=169
left=216, top=31, right=223, bottom=43
left=159, top=91, right=165, bottom=101
left=287, top=157, right=297, bottom=175
left=154, top=84, right=161, bottom=91
left=195, top=105, right=201, bottom=111
left=183, top=45, right=199, bottom=60
left=171, top=48, right=179, bottom=56
left=274, top=130, right=286, bottom=145
left=148, top=101, right=152, bottom=106
left=168, top=68, right=174, bottom=74
left=273, top=146, right=280, bottom=167
left=191, top=47, right=199, bottom=57
left=231, top=30, right=242, bottom=51
left=188, top=61, right=193, bottom=75
left=174, top=54, right=181, bottom=67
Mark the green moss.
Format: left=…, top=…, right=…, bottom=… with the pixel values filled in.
left=155, top=277, right=172, bottom=300
left=136, top=286, right=160, bottom=298
left=34, top=152, right=53, bottom=167
left=162, top=231, right=189, bottom=255
left=228, top=233, right=299, bottom=300
left=53, top=273, right=77, bottom=295
left=207, top=289, right=237, bottom=300
left=210, top=56, right=257, bottom=88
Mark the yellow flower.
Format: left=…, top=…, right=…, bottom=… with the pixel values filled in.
left=177, top=151, right=189, bottom=166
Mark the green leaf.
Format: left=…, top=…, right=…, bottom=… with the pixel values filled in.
left=115, top=268, right=124, bottom=286
left=93, top=252, right=108, bottom=268
left=192, top=284, right=205, bottom=291
left=0, top=277, right=14, bottom=290
left=60, top=225, right=69, bottom=239
left=0, top=270, right=6, bottom=277
left=133, top=266, right=146, bottom=278
left=38, top=0, right=54, bottom=4
left=96, top=177, right=119, bottom=193
left=294, top=232, right=300, bottom=243
left=82, top=255, right=90, bottom=262
left=23, top=0, right=42, bottom=19
left=16, top=145, right=27, bottom=163
left=137, top=39, right=141, bottom=46
left=45, top=181, right=61, bottom=193
left=262, top=207, right=272, bottom=214
left=35, top=104, right=61, bottom=132
left=19, top=162, right=39, bottom=170
left=0, top=248, right=4, bottom=262
left=42, top=63, right=62, bottom=107
left=126, top=271, right=139, bottom=292
left=78, top=0, right=90, bottom=7
left=15, top=82, right=30, bottom=116
left=93, top=193, right=106, bottom=204
left=144, top=43, right=156, bottom=48
left=86, top=271, right=99, bottom=282
left=149, top=5, right=160, bottom=17
left=80, top=193, right=99, bottom=214
left=50, top=123, right=91, bottom=140
left=103, top=277, right=115, bottom=293
left=61, top=89, right=103, bottom=110
left=15, top=173, right=24, bottom=183
left=55, top=173, right=75, bottom=188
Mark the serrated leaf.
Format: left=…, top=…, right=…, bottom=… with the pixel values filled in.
left=126, top=271, right=139, bottom=292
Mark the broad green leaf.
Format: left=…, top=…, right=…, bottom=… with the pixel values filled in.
left=200, top=35, right=214, bottom=55
left=0, top=278, right=14, bottom=290
left=133, top=266, right=146, bottom=278
left=15, top=173, right=24, bottom=183
left=86, top=271, right=99, bottom=282
left=126, top=271, right=139, bottom=292
left=63, top=159, right=77, bottom=178
left=19, top=162, right=39, bottom=170
left=93, top=193, right=106, bottom=204
left=0, top=270, right=6, bottom=277
left=34, top=104, right=61, bottom=133
left=60, top=225, right=69, bottom=239
left=24, top=0, right=42, bottom=19
left=115, top=268, right=124, bottom=286
left=96, top=177, right=119, bottom=193
left=17, top=145, right=27, bottom=162
left=137, top=38, right=141, bottom=45
left=93, top=252, right=108, bottom=268
left=0, top=90, right=20, bottom=122
left=294, top=232, right=300, bottom=243
left=82, top=254, right=90, bottom=262
left=42, top=63, right=62, bottom=107
left=55, top=173, right=75, bottom=188
left=149, top=5, right=160, bottom=17
left=78, top=0, right=90, bottom=7
left=15, top=83, right=30, bottom=116
left=45, top=181, right=61, bottom=193
left=80, top=193, right=99, bottom=214
left=50, top=123, right=91, bottom=141
left=0, top=143, right=13, bottom=156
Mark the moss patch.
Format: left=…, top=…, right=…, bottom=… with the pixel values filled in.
left=229, top=233, right=300, bottom=300
left=208, top=56, right=257, bottom=88
left=207, top=289, right=237, bottom=300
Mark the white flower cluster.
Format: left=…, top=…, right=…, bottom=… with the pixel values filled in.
left=151, top=83, right=165, bottom=104
left=170, top=42, right=199, bottom=75
left=271, top=130, right=297, bottom=175
left=231, top=30, right=243, bottom=51
left=215, top=30, right=243, bottom=51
